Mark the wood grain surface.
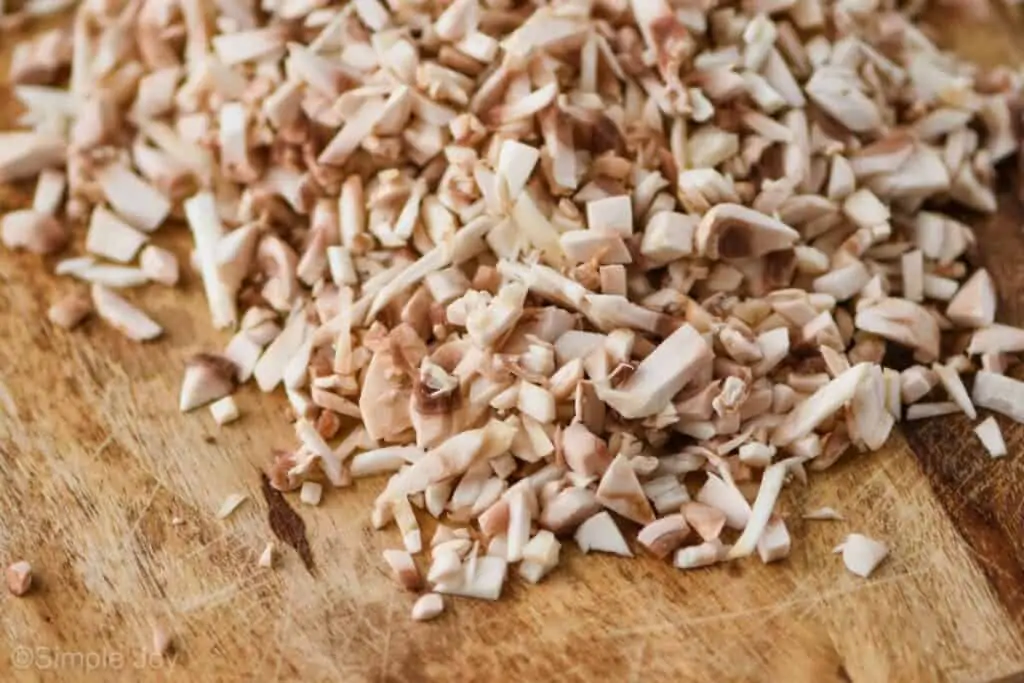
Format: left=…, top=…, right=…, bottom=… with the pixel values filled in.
left=3, top=9, right=1024, bottom=683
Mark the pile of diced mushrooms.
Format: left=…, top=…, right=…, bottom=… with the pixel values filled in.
left=2, top=0, right=1022, bottom=620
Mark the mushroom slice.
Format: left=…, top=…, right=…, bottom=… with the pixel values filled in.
left=1, top=209, right=67, bottom=254
left=185, top=192, right=236, bottom=329
left=696, top=203, right=799, bottom=260
left=727, top=460, right=791, bottom=559
left=575, top=511, right=632, bottom=557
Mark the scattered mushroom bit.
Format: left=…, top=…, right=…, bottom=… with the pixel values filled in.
left=974, top=416, right=1007, bottom=458
left=839, top=534, right=889, bottom=578
left=3, top=0, right=1024, bottom=619
left=6, top=561, right=32, bottom=597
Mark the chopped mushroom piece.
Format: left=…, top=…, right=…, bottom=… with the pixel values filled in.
left=696, top=203, right=800, bottom=260
left=637, top=514, right=690, bottom=559
left=47, top=292, right=91, bottom=330
left=209, top=396, right=240, bottom=426
left=974, top=417, right=1007, bottom=458
left=1, top=209, right=67, bottom=254
left=561, top=423, right=611, bottom=477
left=300, top=481, right=323, bottom=506
left=91, top=285, right=163, bottom=341
left=599, top=324, right=712, bottom=419
left=139, top=246, right=180, bottom=286
left=674, top=539, right=727, bottom=570
left=932, top=363, right=976, bottom=419
left=216, top=493, right=248, bottom=519
left=6, top=561, right=33, bottom=597
left=411, top=593, right=445, bottom=622
left=803, top=507, right=843, bottom=521
left=906, top=402, right=961, bottom=420
left=757, top=517, right=791, bottom=564
left=840, top=534, right=888, bottom=578
left=972, top=372, right=1024, bottom=424
left=595, top=454, right=656, bottom=525
left=575, top=511, right=632, bottom=557
left=258, top=542, right=275, bottom=568
left=180, top=354, right=238, bottom=412
left=434, top=555, right=507, bottom=601
left=85, top=207, right=147, bottom=263
left=383, top=549, right=421, bottom=591
left=772, top=363, right=870, bottom=446
left=2, top=0, right=1022, bottom=622
left=968, top=324, right=1024, bottom=356
left=946, top=269, right=996, bottom=329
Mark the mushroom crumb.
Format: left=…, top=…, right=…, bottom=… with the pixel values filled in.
left=840, top=534, right=889, bottom=578
left=411, top=593, right=445, bottom=622
left=2, top=0, right=1022, bottom=621
left=6, top=561, right=32, bottom=596
left=258, top=543, right=276, bottom=569
left=216, top=493, right=248, bottom=520
left=151, top=623, right=173, bottom=658
left=974, top=417, right=1007, bottom=458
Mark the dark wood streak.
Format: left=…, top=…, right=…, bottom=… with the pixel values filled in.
left=902, top=191, right=1024, bottom=636
left=260, top=473, right=316, bottom=574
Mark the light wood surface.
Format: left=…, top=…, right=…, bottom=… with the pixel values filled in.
left=3, top=9, right=1024, bottom=683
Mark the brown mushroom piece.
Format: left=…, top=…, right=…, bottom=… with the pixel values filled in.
left=696, top=203, right=800, bottom=260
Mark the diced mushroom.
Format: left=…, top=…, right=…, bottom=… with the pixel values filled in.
left=411, top=593, right=445, bottom=621
left=637, top=514, right=690, bottom=559
left=575, top=511, right=632, bottom=557
left=946, top=269, right=996, bottom=328
left=674, top=539, right=726, bottom=570
left=1, top=209, right=68, bottom=254
left=6, top=561, right=33, bottom=596
left=972, top=371, right=1024, bottom=424
left=974, top=416, right=1007, bottom=458
left=48, top=292, right=91, bottom=330
left=696, top=203, right=800, bottom=260
left=91, top=285, right=163, bottom=341
left=180, top=354, right=238, bottom=412
left=383, top=549, right=422, bottom=591
left=595, top=453, right=656, bottom=525
left=840, top=534, right=888, bottom=578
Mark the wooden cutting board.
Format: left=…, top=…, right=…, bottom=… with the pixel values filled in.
left=3, top=10, right=1024, bottom=683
